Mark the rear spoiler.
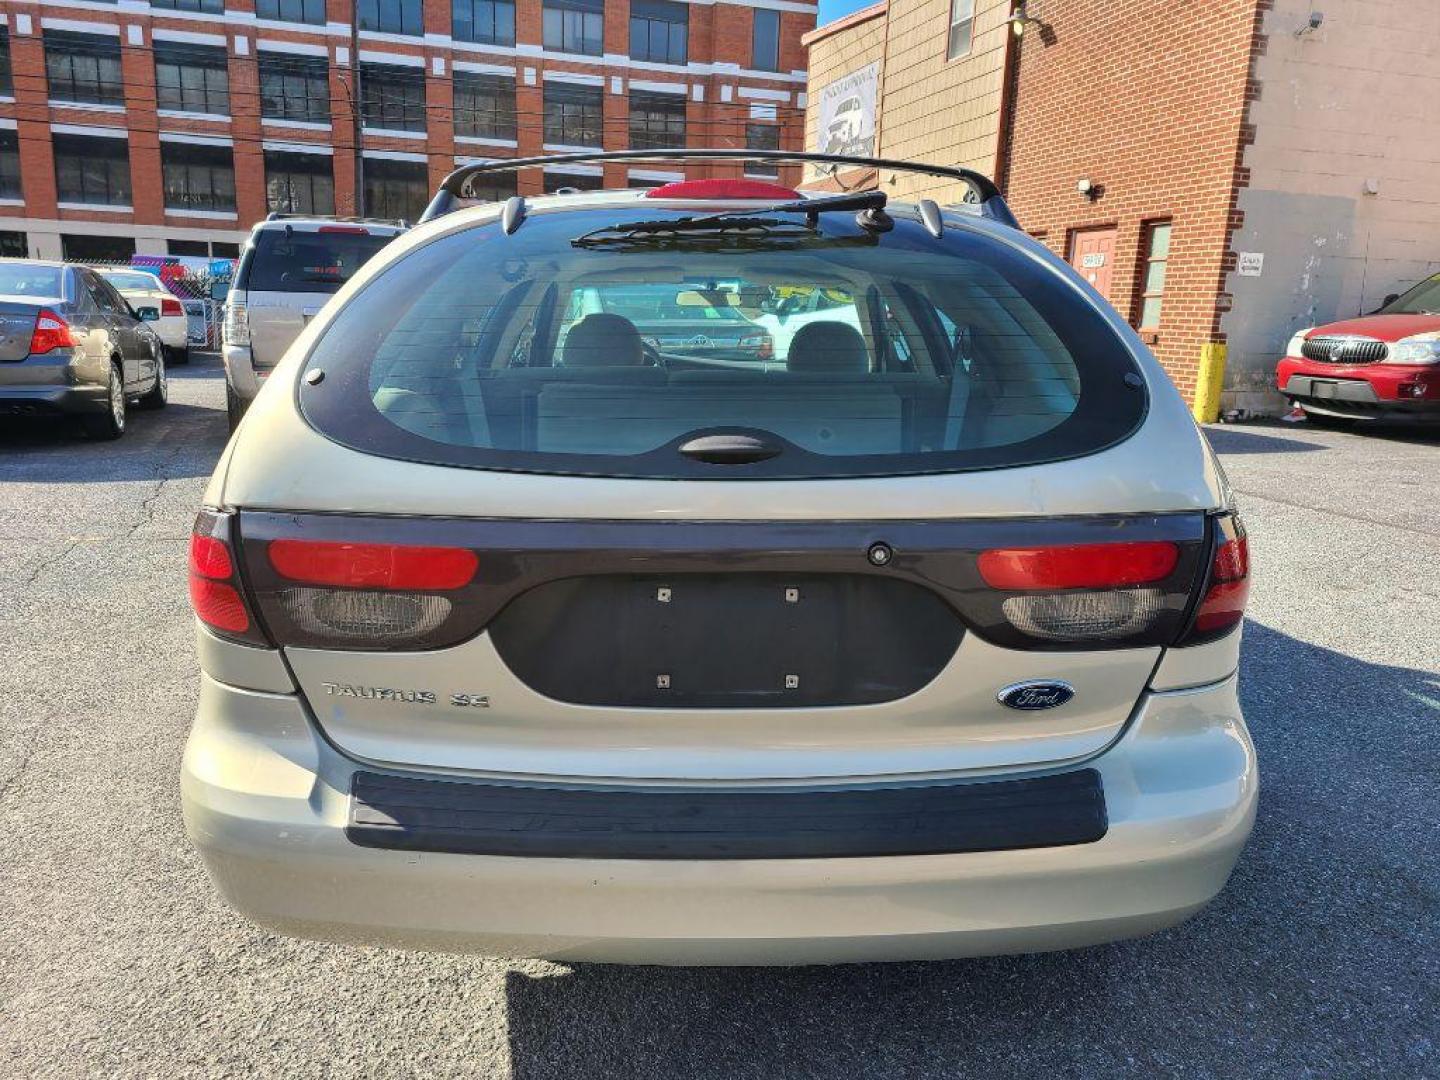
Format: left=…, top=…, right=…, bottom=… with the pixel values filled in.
left=419, top=149, right=1020, bottom=230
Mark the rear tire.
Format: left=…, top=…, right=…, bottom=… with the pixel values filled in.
left=1300, top=407, right=1358, bottom=429
left=83, top=363, right=127, bottom=440
left=225, top=383, right=246, bottom=433
left=166, top=345, right=190, bottom=366
left=137, top=351, right=168, bottom=410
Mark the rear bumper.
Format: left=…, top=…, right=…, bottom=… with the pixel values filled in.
left=0, top=356, right=109, bottom=415
left=1277, top=358, right=1440, bottom=417
left=157, top=317, right=189, bottom=349
left=182, top=673, right=1257, bottom=964
left=222, top=344, right=263, bottom=402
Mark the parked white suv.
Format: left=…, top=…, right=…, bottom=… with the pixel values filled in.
left=183, top=151, right=1256, bottom=966
left=221, top=215, right=405, bottom=429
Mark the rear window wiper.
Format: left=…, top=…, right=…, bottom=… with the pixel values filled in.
left=572, top=190, right=887, bottom=247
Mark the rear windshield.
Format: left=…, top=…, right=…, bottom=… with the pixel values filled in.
left=242, top=229, right=395, bottom=294
left=299, top=208, right=1147, bottom=479
left=102, top=271, right=162, bottom=292
left=0, top=265, right=63, bottom=298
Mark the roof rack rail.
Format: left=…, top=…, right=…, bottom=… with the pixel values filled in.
left=420, top=149, right=1018, bottom=229
left=263, top=212, right=410, bottom=228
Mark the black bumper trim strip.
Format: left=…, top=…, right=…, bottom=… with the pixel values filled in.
left=346, top=768, right=1108, bottom=860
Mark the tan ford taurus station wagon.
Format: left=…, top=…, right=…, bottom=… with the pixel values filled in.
left=181, top=150, right=1257, bottom=966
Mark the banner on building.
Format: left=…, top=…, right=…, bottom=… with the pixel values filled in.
left=815, top=62, right=879, bottom=159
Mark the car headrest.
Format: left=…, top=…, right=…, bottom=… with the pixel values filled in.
left=562, top=313, right=645, bottom=368
left=787, top=322, right=869, bottom=374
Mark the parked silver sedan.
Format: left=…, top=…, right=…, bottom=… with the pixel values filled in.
left=0, top=259, right=167, bottom=439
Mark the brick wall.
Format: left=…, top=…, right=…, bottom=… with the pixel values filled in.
left=1001, top=0, right=1267, bottom=403
left=0, top=0, right=814, bottom=256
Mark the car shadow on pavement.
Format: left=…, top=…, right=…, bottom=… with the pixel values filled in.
left=502, top=621, right=1439, bottom=1080
left=1203, top=425, right=1326, bottom=455
left=0, top=401, right=226, bottom=480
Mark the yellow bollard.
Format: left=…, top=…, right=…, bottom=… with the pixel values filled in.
left=1192, top=342, right=1227, bottom=424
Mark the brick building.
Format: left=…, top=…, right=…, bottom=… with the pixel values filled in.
left=804, top=0, right=1440, bottom=417
left=0, top=0, right=815, bottom=261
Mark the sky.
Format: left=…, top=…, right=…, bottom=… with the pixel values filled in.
left=816, top=0, right=875, bottom=29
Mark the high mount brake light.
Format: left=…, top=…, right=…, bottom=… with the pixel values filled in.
left=1181, top=514, right=1250, bottom=643
left=978, top=541, right=1180, bottom=590
left=188, top=512, right=266, bottom=643
left=267, top=539, right=478, bottom=590
left=644, top=179, right=802, bottom=200
left=29, top=310, right=75, bottom=355
left=318, top=225, right=371, bottom=235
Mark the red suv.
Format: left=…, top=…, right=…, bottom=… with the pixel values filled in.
left=1276, top=272, right=1440, bottom=425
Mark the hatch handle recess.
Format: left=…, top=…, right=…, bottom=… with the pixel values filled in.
left=678, top=433, right=783, bottom=464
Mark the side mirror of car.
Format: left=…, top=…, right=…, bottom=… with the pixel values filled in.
left=210, top=282, right=230, bottom=302
left=135, top=306, right=160, bottom=322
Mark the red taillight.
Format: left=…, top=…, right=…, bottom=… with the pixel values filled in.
left=267, top=539, right=478, bottom=590
left=1186, top=519, right=1250, bottom=640
left=978, top=542, right=1181, bottom=590
left=739, top=332, right=773, bottom=360
left=160, top=296, right=184, bottom=316
left=189, top=511, right=264, bottom=642
left=644, top=179, right=801, bottom=200
left=188, top=576, right=251, bottom=633
left=29, top=309, right=75, bottom=354
left=190, top=534, right=233, bottom=579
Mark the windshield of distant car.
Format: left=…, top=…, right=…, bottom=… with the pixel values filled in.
left=1380, top=274, right=1440, bottom=315
left=102, top=271, right=164, bottom=292
left=243, top=229, right=396, bottom=294
left=300, top=208, right=1147, bottom=479
left=0, top=265, right=63, bottom=298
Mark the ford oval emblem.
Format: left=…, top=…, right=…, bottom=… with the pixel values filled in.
left=998, top=681, right=1075, bottom=711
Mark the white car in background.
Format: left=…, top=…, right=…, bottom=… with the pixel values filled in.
left=98, top=267, right=191, bottom=364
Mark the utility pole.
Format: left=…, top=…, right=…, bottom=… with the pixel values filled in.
left=350, top=0, right=365, bottom=216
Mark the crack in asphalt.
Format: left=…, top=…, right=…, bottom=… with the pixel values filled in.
left=0, top=712, right=52, bottom=806
left=1232, top=487, right=1440, bottom=541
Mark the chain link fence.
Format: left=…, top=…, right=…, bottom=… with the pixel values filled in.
left=87, top=255, right=235, bottom=350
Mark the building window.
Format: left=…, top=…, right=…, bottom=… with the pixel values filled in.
left=544, top=171, right=602, bottom=194
left=259, top=54, right=331, bottom=123
left=543, top=0, right=604, bottom=56
left=0, top=131, right=19, bottom=199
left=265, top=151, right=335, bottom=215
left=543, top=82, right=603, bottom=146
left=150, top=0, right=225, bottom=12
left=162, top=142, right=236, bottom=212
left=629, top=90, right=686, bottom=150
left=1137, top=221, right=1171, bottom=330
left=45, top=32, right=125, bottom=107
left=255, top=0, right=327, bottom=25
left=0, top=231, right=26, bottom=258
left=0, top=29, right=13, bottom=97
left=359, top=0, right=424, bottom=36
left=745, top=123, right=780, bottom=177
left=155, top=43, right=230, bottom=116
left=467, top=173, right=519, bottom=205
left=364, top=158, right=430, bottom=222
left=361, top=63, right=427, bottom=131
left=630, top=0, right=687, bottom=65
left=947, top=0, right=975, bottom=59
left=453, top=0, right=516, bottom=45
left=455, top=73, right=517, bottom=140
left=54, top=135, right=131, bottom=206
left=62, top=235, right=136, bottom=262
left=752, top=9, right=780, bottom=72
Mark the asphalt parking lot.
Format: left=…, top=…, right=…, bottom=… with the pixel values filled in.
left=1, top=353, right=1436, bottom=1079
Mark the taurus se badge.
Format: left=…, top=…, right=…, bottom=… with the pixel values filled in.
left=998, top=681, right=1075, bottom=711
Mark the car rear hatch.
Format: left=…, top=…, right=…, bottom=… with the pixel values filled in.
left=197, top=191, right=1244, bottom=782
left=0, top=300, right=50, bottom=361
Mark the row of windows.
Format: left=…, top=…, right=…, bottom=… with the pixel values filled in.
left=2, top=4, right=787, bottom=79
left=0, top=128, right=786, bottom=221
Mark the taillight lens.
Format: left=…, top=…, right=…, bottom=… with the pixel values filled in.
left=975, top=538, right=1196, bottom=648
left=1180, top=514, right=1250, bottom=644
left=222, top=302, right=249, bottom=347
left=161, top=296, right=184, bottom=317
left=188, top=511, right=267, bottom=644
left=29, top=310, right=76, bottom=354
left=257, top=538, right=479, bottom=647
